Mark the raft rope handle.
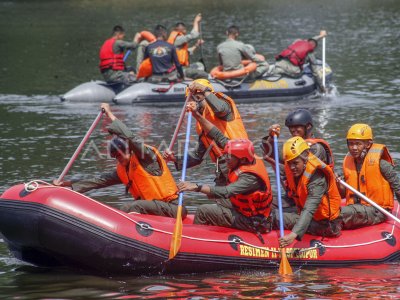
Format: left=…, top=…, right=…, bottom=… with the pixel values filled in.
left=215, top=75, right=248, bottom=88
left=24, top=180, right=398, bottom=255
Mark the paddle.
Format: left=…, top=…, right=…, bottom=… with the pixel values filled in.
left=198, top=22, right=207, bottom=72
left=273, top=135, right=293, bottom=275
left=123, top=50, right=132, bottom=62
left=169, top=112, right=192, bottom=260
left=322, top=34, right=326, bottom=93
left=338, top=179, right=400, bottom=224
left=55, top=109, right=104, bottom=185
left=168, top=92, right=191, bottom=151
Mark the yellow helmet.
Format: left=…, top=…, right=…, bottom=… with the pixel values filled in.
left=185, top=79, right=214, bottom=96
left=283, top=136, right=310, bottom=162
left=346, top=124, right=373, bottom=140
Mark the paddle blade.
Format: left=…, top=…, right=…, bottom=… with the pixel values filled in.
left=169, top=205, right=183, bottom=260
left=279, top=248, right=293, bottom=275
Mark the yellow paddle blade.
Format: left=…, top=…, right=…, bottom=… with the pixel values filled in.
left=279, top=248, right=293, bottom=275
left=169, top=205, right=183, bottom=260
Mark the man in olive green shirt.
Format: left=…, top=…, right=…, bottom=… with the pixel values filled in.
left=217, top=25, right=269, bottom=79
left=273, top=30, right=327, bottom=92
left=163, top=80, right=240, bottom=186
left=54, top=103, right=186, bottom=219
left=178, top=101, right=270, bottom=233
left=338, top=124, right=400, bottom=229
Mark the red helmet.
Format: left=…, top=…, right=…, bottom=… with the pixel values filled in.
left=224, top=139, right=255, bottom=162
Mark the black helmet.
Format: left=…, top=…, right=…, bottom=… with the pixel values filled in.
left=109, top=137, right=128, bottom=158
left=285, top=109, right=313, bottom=128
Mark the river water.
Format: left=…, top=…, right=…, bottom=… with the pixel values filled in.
left=1, top=0, right=400, bottom=298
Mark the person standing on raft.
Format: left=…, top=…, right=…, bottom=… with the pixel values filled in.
left=217, top=25, right=269, bottom=79
left=278, top=136, right=342, bottom=247
left=99, top=25, right=141, bottom=85
left=167, top=13, right=208, bottom=79
left=338, top=124, right=400, bottom=229
left=273, top=30, right=327, bottom=92
left=54, top=103, right=186, bottom=219
left=178, top=101, right=273, bottom=238
left=163, top=79, right=249, bottom=186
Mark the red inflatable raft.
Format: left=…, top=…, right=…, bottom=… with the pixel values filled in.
left=0, top=182, right=399, bottom=275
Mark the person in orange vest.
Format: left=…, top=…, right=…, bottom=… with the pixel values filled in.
left=167, top=14, right=207, bottom=79
left=278, top=136, right=342, bottom=247
left=262, top=109, right=334, bottom=168
left=273, top=30, right=327, bottom=92
left=178, top=103, right=272, bottom=238
left=99, top=25, right=141, bottom=85
left=261, top=109, right=334, bottom=210
left=217, top=25, right=269, bottom=79
left=163, top=79, right=249, bottom=186
left=338, top=124, right=400, bottom=229
left=54, top=103, right=185, bottom=219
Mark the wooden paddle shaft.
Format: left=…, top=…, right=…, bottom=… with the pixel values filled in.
left=168, top=92, right=191, bottom=151
left=322, top=37, right=326, bottom=89
left=56, top=110, right=104, bottom=184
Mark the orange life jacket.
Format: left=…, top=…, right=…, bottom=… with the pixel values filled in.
left=167, top=31, right=189, bottom=67
left=136, top=58, right=153, bottom=79
left=306, top=138, right=335, bottom=169
left=195, top=92, right=248, bottom=162
left=285, top=153, right=341, bottom=221
left=116, top=145, right=178, bottom=202
left=99, top=38, right=125, bottom=71
left=343, top=143, right=394, bottom=209
left=228, top=159, right=273, bottom=217
left=276, top=40, right=315, bottom=69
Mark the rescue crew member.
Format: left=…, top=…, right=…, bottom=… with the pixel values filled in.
left=262, top=109, right=334, bottom=168
left=167, top=13, right=208, bottom=79
left=99, top=25, right=141, bottom=85
left=273, top=30, right=327, bottom=92
left=217, top=25, right=269, bottom=79
left=278, top=136, right=342, bottom=247
left=163, top=79, right=249, bottom=186
left=178, top=102, right=273, bottom=236
left=143, top=25, right=184, bottom=83
left=54, top=103, right=186, bottom=219
left=338, top=124, right=400, bottom=229
left=261, top=109, right=334, bottom=209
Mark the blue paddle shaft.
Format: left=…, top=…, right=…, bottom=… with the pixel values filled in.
left=178, top=112, right=192, bottom=206
left=123, top=50, right=131, bottom=62
left=273, top=135, right=285, bottom=238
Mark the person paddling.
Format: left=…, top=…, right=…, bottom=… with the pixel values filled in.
left=178, top=101, right=273, bottom=238
left=261, top=109, right=334, bottom=210
left=54, top=103, right=186, bottom=219
left=278, top=136, right=342, bottom=247
left=167, top=14, right=208, bottom=79
left=163, top=79, right=249, bottom=186
left=273, top=30, right=327, bottom=92
left=338, top=124, right=400, bottom=229
left=99, top=25, right=141, bottom=85
left=261, top=108, right=334, bottom=168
